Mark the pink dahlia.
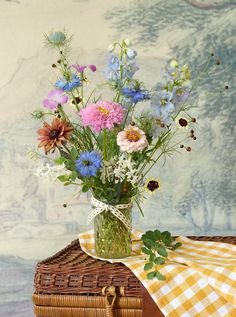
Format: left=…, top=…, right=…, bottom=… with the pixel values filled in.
left=117, top=125, right=148, bottom=153
left=79, top=101, right=124, bottom=132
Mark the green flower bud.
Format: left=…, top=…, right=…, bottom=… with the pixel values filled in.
left=31, top=110, right=45, bottom=119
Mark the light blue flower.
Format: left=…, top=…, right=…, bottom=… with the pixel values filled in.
left=55, top=74, right=81, bottom=91
left=151, top=90, right=175, bottom=115
left=76, top=151, right=102, bottom=177
left=123, top=61, right=139, bottom=79
left=172, top=86, right=190, bottom=105
left=106, top=55, right=121, bottom=81
left=126, top=48, right=137, bottom=60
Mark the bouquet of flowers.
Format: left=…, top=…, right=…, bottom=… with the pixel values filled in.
left=32, top=31, right=197, bottom=260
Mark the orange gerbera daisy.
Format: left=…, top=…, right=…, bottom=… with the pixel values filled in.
left=37, top=118, right=73, bottom=153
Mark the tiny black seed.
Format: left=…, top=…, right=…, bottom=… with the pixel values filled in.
left=225, top=85, right=229, bottom=90
left=63, top=204, right=67, bottom=208
left=52, top=64, right=57, bottom=68
left=180, top=145, right=184, bottom=148
left=191, top=118, right=197, bottom=123
left=216, top=59, right=221, bottom=65
left=186, top=146, right=191, bottom=152
left=211, top=53, right=215, bottom=56
left=193, top=137, right=197, bottom=140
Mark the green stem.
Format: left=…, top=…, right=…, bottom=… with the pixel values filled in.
left=103, top=128, right=107, bottom=160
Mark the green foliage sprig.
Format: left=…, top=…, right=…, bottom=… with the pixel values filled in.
left=141, top=230, right=182, bottom=280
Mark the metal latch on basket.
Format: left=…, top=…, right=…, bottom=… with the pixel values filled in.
left=102, top=286, right=124, bottom=317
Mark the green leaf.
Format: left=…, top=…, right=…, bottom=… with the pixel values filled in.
left=141, top=247, right=152, bottom=255
left=70, top=170, right=78, bottom=181
left=147, top=271, right=156, bottom=280
left=64, top=181, right=72, bottom=186
left=155, top=271, right=166, bottom=281
left=70, top=147, right=79, bottom=160
left=154, top=229, right=161, bottom=240
left=55, top=157, right=67, bottom=165
left=157, top=245, right=168, bottom=257
left=57, top=174, right=70, bottom=182
left=154, top=257, right=165, bottom=265
left=142, top=230, right=156, bottom=242
left=172, top=242, right=182, bottom=250
left=82, top=184, right=90, bottom=192
left=143, top=238, right=155, bottom=248
left=144, top=262, right=153, bottom=271
left=149, top=253, right=155, bottom=262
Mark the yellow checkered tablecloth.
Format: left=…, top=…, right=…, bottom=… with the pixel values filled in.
left=79, top=230, right=236, bottom=317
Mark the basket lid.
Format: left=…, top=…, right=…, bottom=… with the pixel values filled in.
left=34, top=236, right=236, bottom=296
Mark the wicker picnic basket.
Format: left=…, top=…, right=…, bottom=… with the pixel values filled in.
left=33, top=236, right=236, bottom=317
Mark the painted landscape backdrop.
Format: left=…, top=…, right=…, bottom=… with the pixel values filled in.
left=0, top=0, right=235, bottom=316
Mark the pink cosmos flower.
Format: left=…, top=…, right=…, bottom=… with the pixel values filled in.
left=79, top=101, right=124, bottom=132
left=72, top=64, right=97, bottom=73
left=43, top=89, right=68, bottom=109
left=117, top=125, right=148, bottom=153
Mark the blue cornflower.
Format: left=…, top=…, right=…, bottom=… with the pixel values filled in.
left=122, top=87, right=150, bottom=103
left=151, top=90, right=174, bottom=115
left=76, top=151, right=102, bottom=177
left=55, top=73, right=81, bottom=91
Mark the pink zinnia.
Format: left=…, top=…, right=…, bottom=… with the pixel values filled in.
left=79, top=101, right=124, bottom=132
left=43, top=89, right=68, bottom=109
left=117, top=125, right=148, bottom=153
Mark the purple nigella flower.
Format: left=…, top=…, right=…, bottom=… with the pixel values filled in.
left=55, top=73, right=81, bottom=91
left=43, top=89, right=68, bottom=109
left=72, top=64, right=97, bottom=73
left=122, top=87, right=150, bottom=104
left=76, top=151, right=102, bottom=177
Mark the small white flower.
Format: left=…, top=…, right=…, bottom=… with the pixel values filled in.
left=35, top=163, right=69, bottom=181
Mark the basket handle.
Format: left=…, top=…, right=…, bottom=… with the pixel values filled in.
left=102, top=286, right=117, bottom=317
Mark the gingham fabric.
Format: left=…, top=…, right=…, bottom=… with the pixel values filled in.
left=79, top=230, right=236, bottom=317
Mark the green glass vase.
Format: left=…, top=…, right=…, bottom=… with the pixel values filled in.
left=94, top=202, right=132, bottom=259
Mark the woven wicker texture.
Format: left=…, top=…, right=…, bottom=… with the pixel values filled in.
left=33, top=236, right=236, bottom=317
left=33, top=294, right=142, bottom=317
left=34, top=236, right=236, bottom=297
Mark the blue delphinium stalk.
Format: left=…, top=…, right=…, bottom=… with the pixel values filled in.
left=76, top=151, right=102, bottom=177
left=55, top=73, right=81, bottom=91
